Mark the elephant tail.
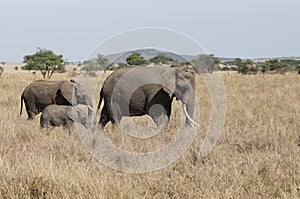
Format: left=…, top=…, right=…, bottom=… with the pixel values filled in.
left=97, top=87, right=104, bottom=112
left=20, top=94, right=24, bottom=115
left=89, top=87, right=104, bottom=129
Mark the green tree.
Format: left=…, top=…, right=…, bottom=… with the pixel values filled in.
left=22, top=48, right=64, bottom=79
left=80, top=54, right=109, bottom=75
left=149, top=53, right=173, bottom=64
left=170, top=62, right=192, bottom=71
left=234, top=58, right=254, bottom=74
left=211, top=54, right=220, bottom=65
left=126, top=53, right=147, bottom=65
left=96, top=54, right=109, bottom=73
left=194, top=54, right=219, bottom=73
left=80, top=60, right=95, bottom=70
left=80, top=60, right=98, bottom=76
left=281, top=59, right=300, bottom=74
left=233, top=58, right=243, bottom=66
left=281, top=59, right=300, bottom=67
left=259, top=59, right=289, bottom=72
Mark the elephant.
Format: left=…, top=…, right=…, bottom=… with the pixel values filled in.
left=40, top=105, right=91, bottom=129
left=96, top=65, right=199, bottom=129
left=20, top=79, right=94, bottom=120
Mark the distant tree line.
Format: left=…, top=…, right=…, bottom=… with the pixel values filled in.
left=20, top=48, right=300, bottom=79
left=220, top=58, right=300, bottom=75
left=105, top=53, right=221, bottom=73
left=80, top=52, right=193, bottom=73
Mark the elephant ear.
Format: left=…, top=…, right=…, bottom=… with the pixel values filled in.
left=161, top=68, right=176, bottom=97
left=59, top=81, right=77, bottom=105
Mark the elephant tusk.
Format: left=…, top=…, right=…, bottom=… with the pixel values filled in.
left=87, top=105, right=96, bottom=113
left=183, top=104, right=200, bottom=127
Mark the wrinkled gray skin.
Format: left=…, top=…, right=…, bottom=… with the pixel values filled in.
left=96, top=65, right=196, bottom=129
left=40, top=105, right=91, bottom=129
left=20, top=80, right=94, bottom=120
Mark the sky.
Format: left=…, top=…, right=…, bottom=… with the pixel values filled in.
left=1, top=0, right=299, bottom=62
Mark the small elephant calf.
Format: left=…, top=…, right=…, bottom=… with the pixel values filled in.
left=40, top=105, right=91, bottom=129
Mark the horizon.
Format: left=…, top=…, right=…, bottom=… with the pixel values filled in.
left=2, top=43, right=300, bottom=63
left=3, top=52, right=300, bottom=64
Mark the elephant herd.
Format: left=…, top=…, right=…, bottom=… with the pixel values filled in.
left=20, top=65, right=199, bottom=131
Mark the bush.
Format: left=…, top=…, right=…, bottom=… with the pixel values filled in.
left=259, top=59, right=289, bottom=71
left=149, top=54, right=173, bottom=64
left=237, top=65, right=249, bottom=74
left=126, top=53, right=148, bottom=65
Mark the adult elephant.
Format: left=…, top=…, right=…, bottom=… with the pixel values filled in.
left=96, top=65, right=199, bottom=129
left=20, top=79, right=94, bottom=120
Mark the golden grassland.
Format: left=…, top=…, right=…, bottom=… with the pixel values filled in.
left=0, top=70, right=300, bottom=198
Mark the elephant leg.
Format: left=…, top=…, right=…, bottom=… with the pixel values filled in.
left=50, top=120, right=57, bottom=127
left=148, top=104, right=167, bottom=128
left=22, top=96, right=37, bottom=120
left=27, top=112, right=36, bottom=120
left=25, top=103, right=38, bottom=120
left=111, top=103, right=122, bottom=125
left=40, top=118, right=46, bottom=128
left=100, top=105, right=110, bottom=128
left=65, top=120, right=75, bottom=134
left=164, top=101, right=172, bottom=122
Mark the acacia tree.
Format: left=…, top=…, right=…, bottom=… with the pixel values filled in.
left=149, top=53, right=173, bottom=64
left=96, top=54, right=109, bottom=73
left=235, top=58, right=254, bottom=74
left=194, top=54, right=220, bottom=73
left=80, top=54, right=109, bottom=76
left=22, top=48, right=65, bottom=79
left=126, top=53, right=147, bottom=65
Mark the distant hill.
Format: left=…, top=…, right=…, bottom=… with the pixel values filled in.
left=103, top=49, right=194, bottom=63
left=87, top=49, right=300, bottom=64
left=85, top=49, right=198, bottom=63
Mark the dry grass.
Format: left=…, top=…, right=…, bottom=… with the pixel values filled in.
left=0, top=70, right=300, bottom=198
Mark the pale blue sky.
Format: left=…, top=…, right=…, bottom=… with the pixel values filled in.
left=1, top=0, right=299, bottom=62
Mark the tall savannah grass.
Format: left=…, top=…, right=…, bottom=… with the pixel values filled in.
left=0, top=70, right=299, bottom=198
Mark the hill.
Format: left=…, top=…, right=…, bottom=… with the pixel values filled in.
left=97, top=49, right=197, bottom=63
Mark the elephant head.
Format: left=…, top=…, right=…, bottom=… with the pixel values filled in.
left=58, top=80, right=95, bottom=116
left=161, top=67, right=198, bottom=127
left=72, top=107, right=92, bottom=129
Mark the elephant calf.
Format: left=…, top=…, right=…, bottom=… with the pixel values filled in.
left=40, top=105, right=91, bottom=129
